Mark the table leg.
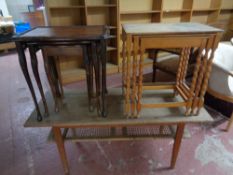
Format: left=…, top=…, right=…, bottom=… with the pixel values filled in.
left=83, top=44, right=94, bottom=112
left=170, top=123, right=185, bottom=168
left=15, top=42, right=42, bottom=121
left=87, top=45, right=94, bottom=111
left=100, top=39, right=107, bottom=117
left=152, top=49, right=159, bottom=82
left=179, top=48, right=191, bottom=84
left=42, top=51, right=59, bottom=112
left=125, top=35, right=132, bottom=116
left=176, top=48, right=185, bottom=92
left=190, top=42, right=211, bottom=115
left=185, top=42, right=206, bottom=116
left=137, top=46, right=145, bottom=117
left=49, top=57, right=62, bottom=98
left=52, top=127, right=69, bottom=175
left=91, top=42, right=101, bottom=116
left=29, top=45, right=49, bottom=117
left=55, top=56, right=64, bottom=98
left=122, top=36, right=126, bottom=97
left=132, top=36, right=139, bottom=117
left=196, top=34, right=221, bottom=115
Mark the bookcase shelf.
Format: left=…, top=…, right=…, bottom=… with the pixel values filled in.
left=163, top=9, right=191, bottom=13
left=87, top=5, right=117, bottom=8
left=49, top=5, right=85, bottom=9
left=221, top=8, right=233, bottom=11
left=85, top=0, right=117, bottom=6
left=193, top=8, right=219, bottom=12
left=120, top=10, right=161, bottom=15
left=45, top=0, right=232, bottom=83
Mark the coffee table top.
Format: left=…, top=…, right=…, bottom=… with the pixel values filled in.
left=24, top=88, right=213, bottom=128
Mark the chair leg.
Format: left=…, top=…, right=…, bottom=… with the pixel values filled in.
left=226, top=112, right=233, bottom=132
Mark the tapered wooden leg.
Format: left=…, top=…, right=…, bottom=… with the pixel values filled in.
left=29, top=45, right=49, bottom=117
left=226, top=112, right=233, bottom=132
left=171, top=123, right=185, bottom=168
left=15, top=42, right=42, bottom=121
left=52, top=127, right=69, bottom=175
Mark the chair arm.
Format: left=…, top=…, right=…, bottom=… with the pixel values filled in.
left=209, top=64, right=233, bottom=97
left=213, top=63, right=233, bottom=77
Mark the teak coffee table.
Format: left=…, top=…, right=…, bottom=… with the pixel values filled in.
left=122, top=23, right=223, bottom=118
left=14, top=26, right=110, bottom=120
left=24, top=88, right=213, bottom=175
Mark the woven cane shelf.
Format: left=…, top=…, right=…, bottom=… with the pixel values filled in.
left=48, top=125, right=174, bottom=142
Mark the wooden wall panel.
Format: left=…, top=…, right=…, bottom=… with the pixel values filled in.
left=120, top=0, right=154, bottom=12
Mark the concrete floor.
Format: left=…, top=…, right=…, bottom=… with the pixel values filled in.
left=1, top=51, right=233, bottom=175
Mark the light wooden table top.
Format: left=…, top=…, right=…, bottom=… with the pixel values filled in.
left=122, top=22, right=223, bottom=35
left=24, top=88, right=213, bottom=128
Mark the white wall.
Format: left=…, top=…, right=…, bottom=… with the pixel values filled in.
left=0, top=0, right=9, bottom=16
left=6, top=0, right=33, bottom=20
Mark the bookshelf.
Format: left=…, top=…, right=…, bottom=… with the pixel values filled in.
left=45, top=0, right=232, bottom=84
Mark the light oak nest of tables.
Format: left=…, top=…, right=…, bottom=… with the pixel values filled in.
left=122, top=22, right=223, bottom=118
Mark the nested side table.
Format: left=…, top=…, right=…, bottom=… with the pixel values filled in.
left=14, top=26, right=110, bottom=120
left=122, top=23, right=223, bottom=118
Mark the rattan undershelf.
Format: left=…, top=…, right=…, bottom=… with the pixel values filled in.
left=48, top=125, right=174, bottom=142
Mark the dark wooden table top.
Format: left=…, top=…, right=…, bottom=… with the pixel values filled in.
left=13, top=25, right=110, bottom=42
left=122, top=22, right=223, bottom=35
